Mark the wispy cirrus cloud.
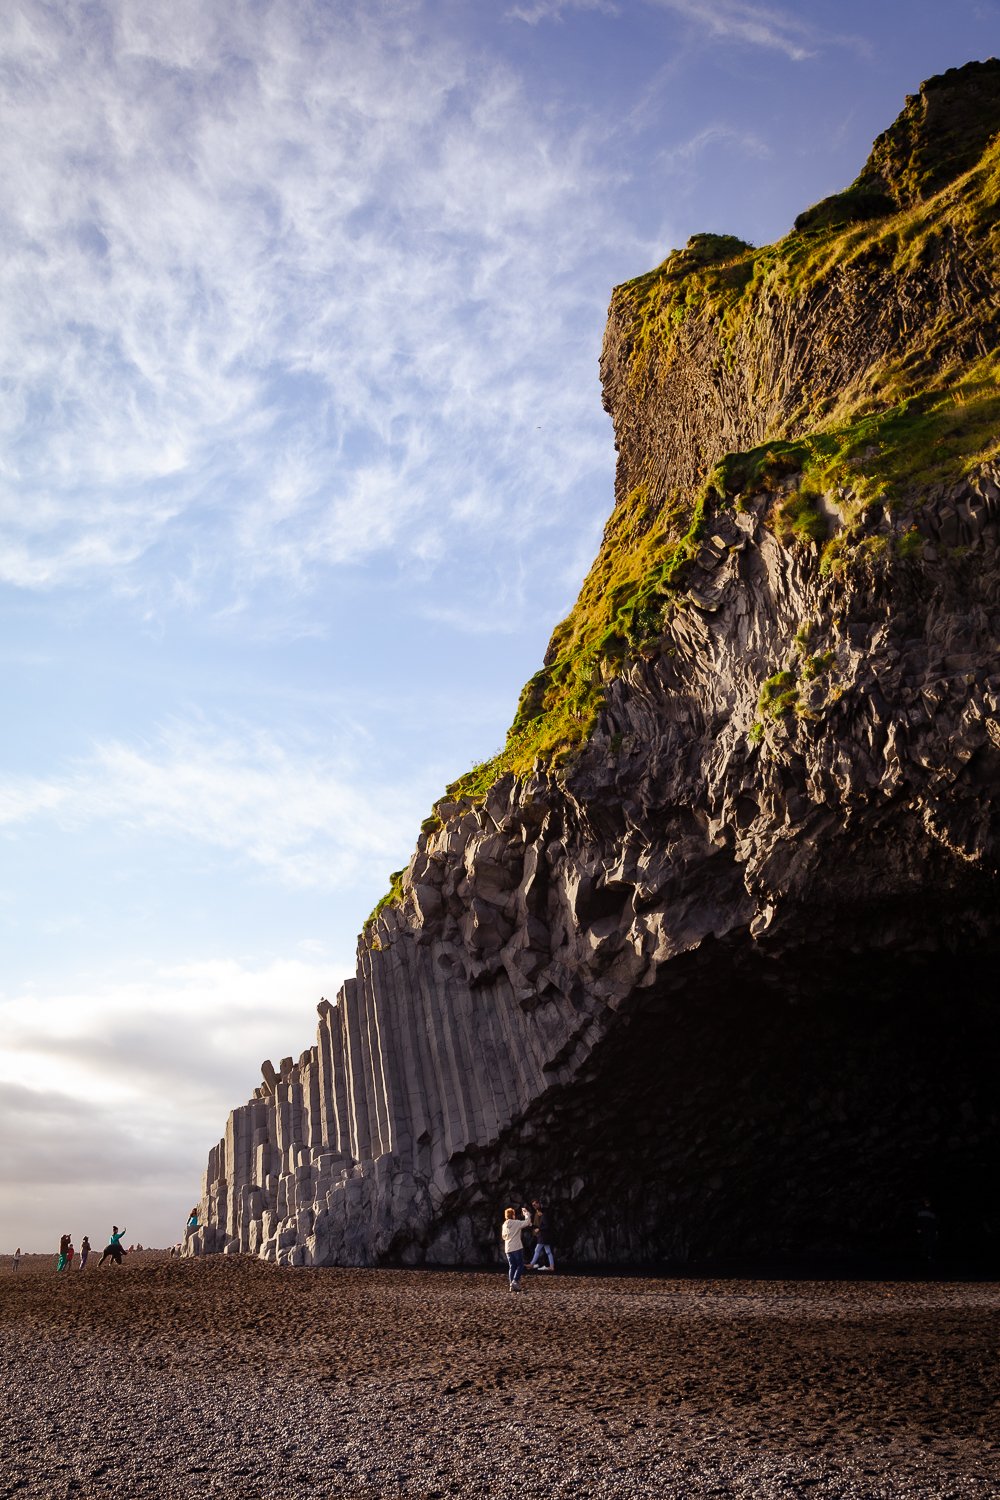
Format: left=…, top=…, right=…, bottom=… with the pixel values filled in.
left=506, top=0, right=848, bottom=61
left=654, top=0, right=820, bottom=59
left=506, top=0, right=619, bottom=22
left=0, top=0, right=630, bottom=610
left=0, top=717, right=427, bottom=890
left=658, top=122, right=772, bottom=170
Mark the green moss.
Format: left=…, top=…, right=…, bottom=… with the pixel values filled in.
left=896, top=525, right=925, bottom=561
left=854, top=534, right=892, bottom=569
left=445, top=471, right=723, bottom=799
left=614, top=236, right=757, bottom=388
left=612, top=115, right=1000, bottom=449
left=445, top=342, right=1000, bottom=801
left=770, top=490, right=829, bottom=546
left=820, top=533, right=853, bottom=578
left=801, top=650, right=836, bottom=681
left=364, top=868, right=406, bottom=936
left=791, top=63, right=1000, bottom=234
left=440, top=343, right=999, bottom=805
left=716, top=443, right=803, bottom=496
left=382, top=68, right=1000, bottom=843
left=734, top=376, right=1000, bottom=516
left=860, top=60, right=1000, bottom=209
left=757, top=670, right=799, bottom=719
left=794, top=185, right=896, bottom=233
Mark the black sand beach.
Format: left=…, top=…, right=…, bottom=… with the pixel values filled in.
left=2, top=1253, right=997, bottom=1498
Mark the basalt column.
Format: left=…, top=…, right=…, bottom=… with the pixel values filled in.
left=188, top=62, right=1000, bottom=1269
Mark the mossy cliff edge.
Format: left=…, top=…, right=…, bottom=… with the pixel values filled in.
left=190, top=64, right=1000, bottom=1269
left=437, top=57, right=1000, bottom=802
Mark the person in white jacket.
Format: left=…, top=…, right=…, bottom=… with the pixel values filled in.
left=501, top=1206, right=534, bottom=1292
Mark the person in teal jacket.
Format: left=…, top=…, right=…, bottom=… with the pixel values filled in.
left=98, top=1226, right=127, bottom=1267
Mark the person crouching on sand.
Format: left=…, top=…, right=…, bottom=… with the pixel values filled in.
left=501, top=1205, right=533, bottom=1293
left=98, top=1226, right=127, bottom=1267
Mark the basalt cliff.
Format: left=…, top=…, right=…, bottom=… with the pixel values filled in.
left=189, top=62, right=1000, bottom=1268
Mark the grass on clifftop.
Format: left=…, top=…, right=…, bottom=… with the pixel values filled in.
left=443, top=472, right=718, bottom=802
left=735, top=363, right=1000, bottom=513
left=367, top=69, right=1000, bottom=925
left=443, top=353, right=1000, bottom=809
left=615, top=126, right=1000, bottom=411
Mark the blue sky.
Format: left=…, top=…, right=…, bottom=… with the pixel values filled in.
left=2, top=0, right=998, bottom=1252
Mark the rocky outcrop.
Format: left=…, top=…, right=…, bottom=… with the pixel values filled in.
left=189, top=63, right=1000, bottom=1269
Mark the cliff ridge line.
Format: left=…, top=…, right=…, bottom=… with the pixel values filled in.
left=187, top=62, right=1000, bottom=1268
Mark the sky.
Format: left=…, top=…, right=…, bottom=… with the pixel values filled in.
left=2, top=0, right=998, bottom=1254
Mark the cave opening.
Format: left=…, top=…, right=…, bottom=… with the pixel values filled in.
left=474, top=945, right=1000, bottom=1273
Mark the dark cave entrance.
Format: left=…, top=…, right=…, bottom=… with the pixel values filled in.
left=481, top=945, right=1000, bottom=1272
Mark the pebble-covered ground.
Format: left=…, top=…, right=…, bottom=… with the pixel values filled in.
left=1, top=1252, right=997, bottom=1498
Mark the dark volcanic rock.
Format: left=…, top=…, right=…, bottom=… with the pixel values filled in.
left=188, top=64, right=1000, bottom=1270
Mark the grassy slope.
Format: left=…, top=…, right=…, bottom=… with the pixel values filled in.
left=366, top=71, right=1000, bottom=926
left=444, top=131, right=1000, bottom=804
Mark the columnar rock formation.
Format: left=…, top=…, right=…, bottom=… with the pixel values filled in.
left=190, top=951, right=586, bottom=1265
left=189, top=62, right=1000, bottom=1268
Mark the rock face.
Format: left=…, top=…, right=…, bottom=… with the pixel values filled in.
left=188, top=63, right=1000, bottom=1269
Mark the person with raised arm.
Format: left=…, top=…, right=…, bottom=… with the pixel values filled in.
left=98, top=1226, right=128, bottom=1267
left=500, top=1204, right=533, bottom=1293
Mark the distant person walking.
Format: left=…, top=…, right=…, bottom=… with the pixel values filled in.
left=529, top=1199, right=555, bottom=1271
left=11, top=1248, right=20, bottom=1273
left=98, top=1226, right=127, bottom=1267
left=57, top=1234, right=70, bottom=1272
left=79, top=1236, right=91, bottom=1270
left=501, top=1205, right=533, bottom=1293
left=66, top=1238, right=75, bottom=1271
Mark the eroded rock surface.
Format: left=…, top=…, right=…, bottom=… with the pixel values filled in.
left=189, top=65, right=1000, bottom=1269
